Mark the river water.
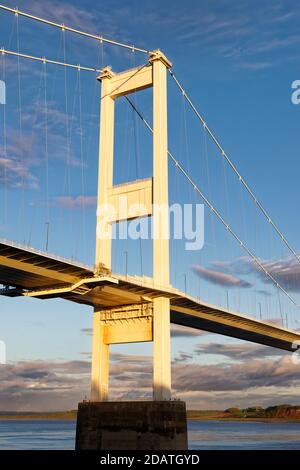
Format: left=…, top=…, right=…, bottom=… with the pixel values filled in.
left=0, top=419, right=300, bottom=450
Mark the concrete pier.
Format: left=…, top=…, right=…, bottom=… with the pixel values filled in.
left=75, top=401, right=188, bottom=450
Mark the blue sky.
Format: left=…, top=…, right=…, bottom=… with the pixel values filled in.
left=1, top=0, right=300, bottom=411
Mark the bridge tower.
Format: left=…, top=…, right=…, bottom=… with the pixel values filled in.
left=76, top=50, right=187, bottom=450
left=93, top=49, right=171, bottom=403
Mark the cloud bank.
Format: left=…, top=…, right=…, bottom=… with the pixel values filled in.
left=1, top=341, right=300, bottom=412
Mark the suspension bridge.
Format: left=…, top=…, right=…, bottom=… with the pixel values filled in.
left=0, top=4, right=300, bottom=450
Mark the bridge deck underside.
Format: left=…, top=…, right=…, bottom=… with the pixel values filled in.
left=0, top=240, right=299, bottom=353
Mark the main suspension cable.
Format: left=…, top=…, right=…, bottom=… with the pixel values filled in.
left=0, top=4, right=149, bottom=54
left=1, top=47, right=101, bottom=72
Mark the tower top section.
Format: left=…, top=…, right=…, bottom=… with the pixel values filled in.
left=97, top=66, right=115, bottom=82
left=148, top=49, right=172, bottom=68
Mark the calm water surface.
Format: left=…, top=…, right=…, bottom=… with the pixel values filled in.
left=0, top=419, right=300, bottom=450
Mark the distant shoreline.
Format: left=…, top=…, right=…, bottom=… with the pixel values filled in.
left=189, top=417, right=300, bottom=423
left=1, top=411, right=300, bottom=423
left=1, top=417, right=300, bottom=423
left=0, top=411, right=76, bottom=421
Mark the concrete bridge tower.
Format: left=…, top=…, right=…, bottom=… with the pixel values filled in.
left=76, top=50, right=187, bottom=450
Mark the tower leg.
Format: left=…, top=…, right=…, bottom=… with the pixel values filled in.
left=152, top=53, right=170, bottom=288
left=95, top=67, right=115, bottom=272
left=90, top=309, right=109, bottom=401
left=153, top=297, right=171, bottom=400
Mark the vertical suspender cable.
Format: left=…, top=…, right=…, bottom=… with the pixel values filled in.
left=43, top=61, right=50, bottom=226
left=78, top=68, right=87, bottom=263
left=16, top=13, right=25, bottom=241
left=1, top=52, right=7, bottom=225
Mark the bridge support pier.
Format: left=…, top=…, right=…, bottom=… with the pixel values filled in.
left=76, top=401, right=187, bottom=450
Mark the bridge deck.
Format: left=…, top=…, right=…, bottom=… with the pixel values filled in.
left=0, top=240, right=299, bottom=352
